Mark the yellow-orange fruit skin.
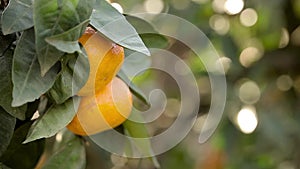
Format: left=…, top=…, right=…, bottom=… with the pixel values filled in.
left=77, top=28, right=124, bottom=96
left=67, top=77, right=132, bottom=136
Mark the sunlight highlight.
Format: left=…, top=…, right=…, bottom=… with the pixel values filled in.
left=111, top=3, right=124, bottom=13
left=224, top=0, right=244, bottom=15
left=237, top=106, right=258, bottom=134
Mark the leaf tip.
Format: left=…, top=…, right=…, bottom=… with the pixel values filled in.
left=22, top=138, right=32, bottom=144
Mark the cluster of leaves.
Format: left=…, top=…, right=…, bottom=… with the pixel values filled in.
left=0, top=0, right=167, bottom=168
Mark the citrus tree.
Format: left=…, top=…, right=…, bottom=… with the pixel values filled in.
left=0, top=0, right=166, bottom=168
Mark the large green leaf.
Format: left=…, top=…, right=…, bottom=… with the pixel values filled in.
left=123, top=110, right=160, bottom=168
left=125, top=15, right=156, bottom=33
left=90, top=0, right=150, bottom=56
left=33, top=0, right=93, bottom=75
left=125, top=15, right=169, bottom=49
left=122, top=52, right=151, bottom=79
left=12, top=28, right=59, bottom=107
left=23, top=97, right=80, bottom=143
left=1, top=0, right=33, bottom=35
left=0, top=44, right=27, bottom=120
left=0, top=107, right=16, bottom=157
left=41, top=136, right=85, bottom=169
left=118, top=69, right=149, bottom=105
left=49, top=53, right=89, bottom=104
left=0, top=122, right=45, bottom=169
left=45, top=20, right=89, bottom=54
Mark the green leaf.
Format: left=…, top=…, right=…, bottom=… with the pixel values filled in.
left=140, top=34, right=169, bottom=49
left=0, top=122, right=45, bottom=169
left=52, top=129, right=77, bottom=152
left=0, top=107, right=16, bottom=157
left=1, top=0, right=33, bottom=35
left=90, top=0, right=150, bottom=56
left=23, top=97, right=80, bottom=143
left=123, top=110, right=160, bottom=168
left=0, top=43, right=27, bottom=120
left=12, top=28, right=59, bottom=107
left=122, top=52, right=151, bottom=79
left=45, top=20, right=90, bottom=53
left=118, top=69, right=149, bottom=105
left=41, top=136, right=85, bottom=169
left=125, top=15, right=169, bottom=49
left=49, top=53, right=89, bottom=104
left=33, top=0, right=93, bottom=75
left=125, top=15, right=156, bottom=33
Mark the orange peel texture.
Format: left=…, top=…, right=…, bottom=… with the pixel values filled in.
left=77, top=27, right=124, bottom=96
left=67, top=77, right=132, bottom=136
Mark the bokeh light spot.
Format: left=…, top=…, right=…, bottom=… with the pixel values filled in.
left=239, top=80, right=261, bottom=104
left=212, top=0, right=226, bottom=13
left=237, top=106, right=258, bottom=134
left=279, top=28, right=290, bottom=48
left=209, top=14, right=230, bottom=35
left=215, top=56, right=232, bottom=73
left=144, top=0, right=164, bottom=14
left=224, top=0, right=244, bottom=15
left=291, top=26, right=300, bottom=46
left=276, top=75, right=293, bottom=91
left=239, top=8, right=258, bottom=27
left=239, top=46, right=263, bottom=67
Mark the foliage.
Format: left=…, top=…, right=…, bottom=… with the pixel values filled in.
left=0, top=0, right=164, bottom=168
left=2, top=0, right=300, bottom=168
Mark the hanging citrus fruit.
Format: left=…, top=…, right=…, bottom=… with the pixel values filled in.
left=67, top=77, right=132, bottom=136
left=77, top=27, right=124, bottom=96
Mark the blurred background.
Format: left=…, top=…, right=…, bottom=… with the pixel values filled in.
left=86, top=0, right=300, bottom=169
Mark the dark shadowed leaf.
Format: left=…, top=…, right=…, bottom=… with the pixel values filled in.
left=45, top=20, right=89, bottom=53
left=0, top=45, right=27, bottom=120
left=1, top=0, right=33, bottom=35
left=0, top=32, right=15, bottom=55
left=118, top=69, right=149, bottom=105
left=0, top=122, right=45, bottom=169
left=49, top=53, right=89, bottom=104
left=0, top=107, right=16, bottom=157
left=90, top=0, right=150, bottom=56
left=0, top=163, right=11, bottom=169
left=12, top=28, right=59, bottom=107
left=23, top=97, right=80, bottom=143
left=25, top=100, right=39, bottom=120
left=41, top=136, right=85, bottom=169
left=33, top=0, right=93, bottom=75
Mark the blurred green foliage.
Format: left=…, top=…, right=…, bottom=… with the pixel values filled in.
left=108, top=0, right=300, bottom=169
